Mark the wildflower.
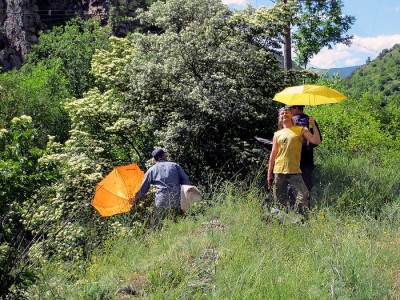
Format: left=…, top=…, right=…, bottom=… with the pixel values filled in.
left=0, top=128, right=8, bottom=138
left=11, top=115, right=32, bottom=124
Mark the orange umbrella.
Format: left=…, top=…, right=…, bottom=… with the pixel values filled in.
left=92, top=163, right=144, bottom=217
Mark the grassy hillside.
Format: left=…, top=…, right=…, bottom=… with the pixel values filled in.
left=23, top=38, right=400, bottom=300
left=28, top=169, right=400, bottom=299
left=25, top=69, right=400, bottom=299
left=2, top=3, right=399, bottom=298
left=345, top=44, right=400, bottom=99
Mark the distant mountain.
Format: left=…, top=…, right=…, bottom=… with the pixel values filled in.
left=309, top=65, right=362, bottom=78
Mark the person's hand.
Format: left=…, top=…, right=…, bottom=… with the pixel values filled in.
left=309, top=116, right=316, bottom=128
left=267, top=175, right=274, bottom=190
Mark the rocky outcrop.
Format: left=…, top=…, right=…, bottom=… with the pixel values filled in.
left=0, top=0, right=113, bottom=71
left=1, top=0, right=39, bottom=70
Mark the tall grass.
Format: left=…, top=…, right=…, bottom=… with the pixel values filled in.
left=28, top=164, right=400, bottom=299
left=313, top=149, right=400, bottom=218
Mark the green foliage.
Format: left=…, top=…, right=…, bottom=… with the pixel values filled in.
left=229, top=2, right=296, bottom=51
left=137, top=0, right=230, bottom=33
left=0, top=21, right=122, bottom=297
left=64, top=88, right=139, bottom=164
left=29, top=18, right=110, bottom=97
left=303, top=73, right=399, bottom=214
left=309, top=92, right=399, bottom=161
left=292, top=0, right=355, bottom=69
left=2, top=1, right=398, bottom=298
left=314, top=153, right=400, bottom=214
left=28, top=88, right=136, bottom=263
left=0, top=62, right=70, bottom=145
left=26, top=82, right=154, bottom=266
left=17, top=0, right=306, bottom=273
left=0, top=116, right=60, bottom=298
left=346, top=44, right=400, bottom=100
left=0, top=18, right=112, bottom=148
left=60, top=0, right=307, bottom=186
left=0, top=116, right=46, bottom=205
left=239, top=0, right=355, bottom=69
left=91, top=36, right=136, bottom=90
left=125, top=0, right=302, bottom=181
left=108, top=0, right=159, bottom=36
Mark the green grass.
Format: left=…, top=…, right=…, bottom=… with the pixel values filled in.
left=313, top=151, right=400, bottom=216
left=28, top=178, right=400, bottom=300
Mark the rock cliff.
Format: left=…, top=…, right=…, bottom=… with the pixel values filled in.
left=0, top=0, right=135, bottom=71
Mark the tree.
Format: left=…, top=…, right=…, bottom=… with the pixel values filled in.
left=11, top=0, right=306, bottom=276
left=282, top=0, right=294, bottom=70
left=108, top=0, right=161, bottom=37
left=229, top=3, right=295, bottom=54
left=0, top=18, right=111, bottom=149
left=242, top=1, right=355, bottom=70
left=28, top=18, right=110, bottom=98
left=126, top=0, right=301, bottom=182
left=0, top=116, right=60, bottom=298
left=0, top=62, right=71, bottom=146
left=292, top=0, right=355, bottom=69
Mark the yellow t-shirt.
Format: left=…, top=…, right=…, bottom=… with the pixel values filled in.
left=273, top=126, right=304, bottom=174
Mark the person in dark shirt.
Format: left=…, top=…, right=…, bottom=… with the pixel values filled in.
left=129, top=148, right=191, bottom=228
left=288, top=105, right=322, bottom=208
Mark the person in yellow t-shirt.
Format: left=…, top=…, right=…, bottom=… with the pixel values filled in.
left=267, top=107, right=321, bottom=218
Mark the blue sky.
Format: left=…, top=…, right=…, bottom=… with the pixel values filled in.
left=223, top=0, right=400, bottom=69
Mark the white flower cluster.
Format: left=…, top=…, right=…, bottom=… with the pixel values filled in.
left=11, top=115, right=32, bottom=124
left=0, top=128, right=8, bottom=139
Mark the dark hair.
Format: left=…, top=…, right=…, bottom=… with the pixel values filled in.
left=151, top=148, right=165, bottom=161
left=291, top=105, right=305, bottom=111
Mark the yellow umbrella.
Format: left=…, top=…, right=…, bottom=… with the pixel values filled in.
left=273, top=85, right=346, bottom=106
left=92, top=163, right=144, bottom=217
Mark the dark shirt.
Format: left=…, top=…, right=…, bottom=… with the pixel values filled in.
left=292, top=113, right=321, bottom=168
left=135, top=160, right=191, bottom=208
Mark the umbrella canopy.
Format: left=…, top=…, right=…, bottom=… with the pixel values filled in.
left=92, top=163, right=144, bottom=217
left=273, top=85, right=346, bottom=106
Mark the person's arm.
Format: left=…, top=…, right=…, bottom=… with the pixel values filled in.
left=177, top=164, right=191, bottom=185
left=129, top=171, right=152, bottom=205
left=307, top=118, right=322, bottom=147
left=314, top=120, right=322, bottom=143
left=267, top=135, right=278, bottom=190
left=302, top=117, right=321, bottom=145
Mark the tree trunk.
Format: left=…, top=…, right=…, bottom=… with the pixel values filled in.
left=283, top=0, right=292, bottom=70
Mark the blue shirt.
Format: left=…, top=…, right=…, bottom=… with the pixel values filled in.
left=135, top=160, right=191, bottom=208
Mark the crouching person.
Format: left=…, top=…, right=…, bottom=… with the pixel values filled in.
left=129, top=148, right=191, bottom=229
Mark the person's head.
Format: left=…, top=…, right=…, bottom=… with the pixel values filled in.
left=289, top=105, right=304, bottom=116
left=151, top=148, right=168, bottom=161
left=277, top=107, right=294, bottom=129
